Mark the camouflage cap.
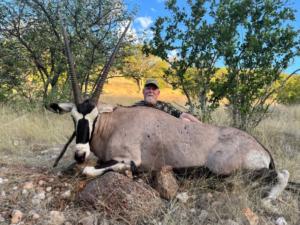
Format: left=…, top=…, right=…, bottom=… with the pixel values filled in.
left=144, top=79, right=159, bottom=89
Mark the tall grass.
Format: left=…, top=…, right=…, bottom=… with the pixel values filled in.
left=0, top=104, right=72, bottom=164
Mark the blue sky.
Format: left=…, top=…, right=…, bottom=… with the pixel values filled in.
left=125, top=0, right=300, bottom=74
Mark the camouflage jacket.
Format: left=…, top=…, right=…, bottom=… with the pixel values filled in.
left=132, top=100, right=182, bottom=118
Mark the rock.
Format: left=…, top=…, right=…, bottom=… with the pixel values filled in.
left=28, top=210, right=40, bottom=220
left=261, top=198, right=280, bottom=214
left=78, top=215, right=98, bottom=225
left=46, top=187, right=52, bottom=192
left=190, top=208, right=196, bottom=213
left=275, top=217, right=288, bottom=225
left=21, top=189, right=28, bottom=196
left=242, top=208, right=259, bottom=225
left=0, top=177, right=3, bottom=184
left=23, top=181, right=34, bottom=189
left=48, top=211, right=65, bottom=225
left=78, top=172, right=163, bottom=223
left=32, top=213, right=40, bottom=220
left=224, top=219, right=239, bottom=225
left=1, top=191, right=5, bottom=197
left=11, top=210, right=23, bottom=224
left=0, top=214, right=5, bottom=222
left=153, top=166, right=179, bottom=200
left=32, top=191, right=46, bottom=206
left=61, top=190, right=71, bottom=199
left=38, top=180, right=46, bottom=186
left=176, top=192, right=190, bottom=203
left=198, top=210, right=208, bottom=224
left=64, top=222, right=72, bottom=225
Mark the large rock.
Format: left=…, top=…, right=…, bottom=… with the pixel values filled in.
left=153, top=166, right=179, bottom=200
left=78, top=172, right=163, bottom=223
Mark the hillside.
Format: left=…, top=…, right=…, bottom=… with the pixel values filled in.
left=101, top=77, right=187, bottom=107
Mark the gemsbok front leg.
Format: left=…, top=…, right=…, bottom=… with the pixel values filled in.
left=82, top=159, right=141, bottom=177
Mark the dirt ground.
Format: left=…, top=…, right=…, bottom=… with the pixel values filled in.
left=0, top=144, right=299, bottom=225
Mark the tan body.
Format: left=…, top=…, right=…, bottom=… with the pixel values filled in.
left=91, top=106, right=271, bottom=175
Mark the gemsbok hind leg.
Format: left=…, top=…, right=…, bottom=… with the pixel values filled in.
left=205, top=148, right=290, bottom=201
left=265, top=170, right=289, bottom=200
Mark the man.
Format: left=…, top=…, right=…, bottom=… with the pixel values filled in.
left=133, top=79, right=200, bottom=123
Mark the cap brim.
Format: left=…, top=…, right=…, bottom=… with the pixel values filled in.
left=145, top=83, right=159, bottom=88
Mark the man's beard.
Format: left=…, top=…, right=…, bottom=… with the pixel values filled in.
left=145, top=95, right=157, bottom=105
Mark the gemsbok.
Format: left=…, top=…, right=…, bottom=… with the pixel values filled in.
left=48, top=19, right=298, bottom=203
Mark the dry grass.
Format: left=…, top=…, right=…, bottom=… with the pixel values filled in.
left=0, top=78, right=299, bottom=225
left=0, top=105, right=73, bottom=166
left=102, top=77, right=187, bottom=106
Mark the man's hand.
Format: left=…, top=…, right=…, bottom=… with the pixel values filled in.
left=179, top=112, right=201, bottom=123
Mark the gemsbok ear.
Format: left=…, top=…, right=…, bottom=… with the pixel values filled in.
left=46, top=103, right=75, bottom=114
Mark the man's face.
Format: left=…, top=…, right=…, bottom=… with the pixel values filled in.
left=143, top=84, right=160, bottom=105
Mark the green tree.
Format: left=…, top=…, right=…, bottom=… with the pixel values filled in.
left=277, top=75, right=300, bottom=104
left=211, top=0, right=300, bottom=130
left=143, top=0, right=220, bottom=121
left=0, top=0, right=132, bottom=103
left=120, top=45, right=169, bottom=92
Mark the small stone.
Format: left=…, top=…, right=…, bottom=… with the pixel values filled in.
left=78, top=215, right=98, bottom=225
left=1, top=191, right=6, bottom=197
left=41, top=150, right=49, bottom=154
left=47, top=196, right=53, bottom=203
left=29, top=210, right=40, bottom=220
left=61, top=190, right=71, bottom=199
left=207, top=192, right=213, bottom=198
left=38, top=180, right=46, bottom=186
left=13, top=186, right=18, bottom=190
left=190, top=208, right=196, bottom=213
left=176, top=192, right=190, bottom=203
left=32, top=192, right=46, bottom=205
left=32, top=213, right=40, bottom=220
left=23, top=181, right=34, bottom=189
left=36, top=191, right=46, bottom=200
left=57, top=172, right=62, bottom=176
left=48, top=211, right=65, bottom=225
left=224, top=219, right=239, bottom=225
left=49, top=178, right=55, bottom=182
left=198, top=210, right=208, bottom=224
left=32, top=198, right=40, bottom=206
left=0, top=178, right=3, bottom=184
left=64, top=222, right=72, bottom=225
left=0, top=215, right=5, bottom=222
left=22, top=189, right=28, bottom=196
left=275, top=217, right=287, bottom=225
left=46, top=187, right=52, bottom=192
left=11, top=210, right=23, bottom=224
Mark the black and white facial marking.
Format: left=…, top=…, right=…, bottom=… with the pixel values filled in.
left=71, top=100, right=99, bottom=163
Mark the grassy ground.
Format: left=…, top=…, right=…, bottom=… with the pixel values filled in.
left=0, top=78, right=299, bottom=225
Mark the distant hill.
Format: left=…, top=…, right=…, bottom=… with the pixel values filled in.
left=101, top=77, right=187, bottom=108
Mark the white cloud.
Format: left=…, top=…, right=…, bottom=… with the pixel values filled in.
left=150, top=8, right=157, bottom=12
left=135, top=16, right=153, bottom=30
